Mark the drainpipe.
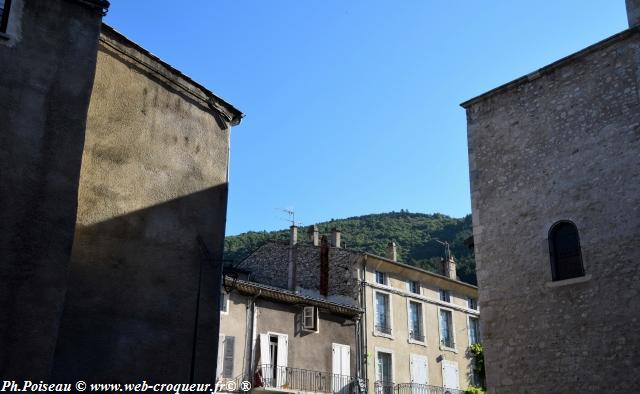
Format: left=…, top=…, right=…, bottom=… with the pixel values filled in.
left=360, top=255, right=368, bottom=391
left=248, top=290, right=261, bottom=378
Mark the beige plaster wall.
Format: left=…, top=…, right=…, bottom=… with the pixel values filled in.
left=52, top=27, right=233, bottom=382
left=363, top=257, right=479, bottom=392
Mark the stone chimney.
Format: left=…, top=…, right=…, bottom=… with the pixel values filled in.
left=627, top=0, right=640, bottom=27
left=386, top=241, right=397, bottom=261
left=307, top=225, right=319, bottom=246
left=443, top=256, right=457, bottom=280
left=330, top=228, right=341, bottom=248
left=288, top=225, right=297, bottom=290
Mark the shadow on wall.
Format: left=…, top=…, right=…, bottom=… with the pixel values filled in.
left=51, top=185, right=228, bottom=383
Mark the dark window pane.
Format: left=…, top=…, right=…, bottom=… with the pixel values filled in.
left=550, top=221, right=584, bottom=281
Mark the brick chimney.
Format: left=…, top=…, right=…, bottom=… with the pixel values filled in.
left=330, top=228, right=341, bottom=248
left=443, top=256, right=457, bottom=280
left=627, top=0, right=640, bottom=27
left=307, top=225, right=319, bottom=246
left=386, top=241, right=397, bottom=261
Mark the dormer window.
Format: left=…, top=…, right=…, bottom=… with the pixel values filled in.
left=302, top=306, right=319, bottom=332
left=0, top=0, right=12, bottom=33
left=549, top=221, right=585, bottom=281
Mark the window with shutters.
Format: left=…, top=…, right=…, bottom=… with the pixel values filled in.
left=302, top=306, right=319, bottom=332
left=0, top=0, right=12, bottom=33
left=549, top=221, right=585, bottom=281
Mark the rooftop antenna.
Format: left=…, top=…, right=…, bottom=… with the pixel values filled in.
left=277, top=207, right=303, bottom=227
left=431, top=238, right=451, bottom=261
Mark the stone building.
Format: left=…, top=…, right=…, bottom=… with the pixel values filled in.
left=0, top=0, right=242, bottom=381
left=236, top=227, right=480, bottom=393
left=218, top=268, right=362, bottom=393
left=461, top=0, right=640, bottom=392
left=0, top=0, right=109, bottom=380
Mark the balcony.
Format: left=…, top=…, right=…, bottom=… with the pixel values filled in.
left=375, top=324, right=392, bottom=335
left=248, top=364, right=359, bottom=393
left=375, top=382, right=464, bottom=394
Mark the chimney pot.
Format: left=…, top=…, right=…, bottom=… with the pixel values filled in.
left=308, top=225, right=319, bottom=246
left=330, top=228, right=341, bottom=248
left=627, top=0, right=640, bottom=27
left=386, top=241, right=397, bottom=261
left=444, top=257, right=457, bottom=280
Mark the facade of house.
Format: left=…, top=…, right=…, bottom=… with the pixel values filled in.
left=218, top=273, right=362, bottom=393
left=461, top=0, right=640, bottom=392
left=233, top=227, right=480, bottom=393
left=1, top=0, right=242, bottom=381
left=363, top=252, right=480, bottom=394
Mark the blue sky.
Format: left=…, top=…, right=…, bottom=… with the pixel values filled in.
left=105, top=1, right=627, bottom=235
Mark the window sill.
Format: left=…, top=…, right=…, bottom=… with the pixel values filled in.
left=408, top=339, right=427, bottom=347
left=546, top=274, right=592, bottom=288
left=439, top=345, right=458, bottom=353
left=373, top=331, right=394, bottom=340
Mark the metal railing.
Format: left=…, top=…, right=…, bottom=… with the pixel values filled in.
left=254, top=364, right=357, bottom=393
left=375, top=382, right=465, bottom=394
left=375, top=324, right=392, bottom=335
left=409, top=330, right=424, bottom=342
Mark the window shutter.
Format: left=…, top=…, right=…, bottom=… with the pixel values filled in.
left=223, top=336, right=235, bottom=378
left=259, top=333, right=270, bottom=367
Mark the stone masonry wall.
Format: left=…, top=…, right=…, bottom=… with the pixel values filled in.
left=465, top=30, right=640, bottom=393
left=239, top=242, right=361, bottom=306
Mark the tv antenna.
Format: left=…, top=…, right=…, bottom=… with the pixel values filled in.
left=278, top=207, right=302, bottom=227
left=430, top=238, right=451, bottom=261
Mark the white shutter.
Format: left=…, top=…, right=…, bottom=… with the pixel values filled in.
left=441, top=360, right=459, bottom=389
left=276, top=335, right=288, bottom=388
left=332, top=344, right=350, bottom=394
left=410, top=355, right=428, bottom=385
left=259, top=334, right=270, bottom=367
left=277, top=335, right=288, bottom=367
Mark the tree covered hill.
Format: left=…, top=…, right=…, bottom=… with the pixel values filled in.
left=224, top=211, right=476, bottom=285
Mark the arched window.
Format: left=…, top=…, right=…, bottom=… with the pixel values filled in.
left=549, top=221, right=584, bottom=281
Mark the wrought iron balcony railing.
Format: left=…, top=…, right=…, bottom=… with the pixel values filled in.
left=375, top=324, right=392, bottom=335
left=252, top=364, right=357, bottom=393
left=375, top=381, right=465, bottom=394
left=409, top=330, right=424, bottom=342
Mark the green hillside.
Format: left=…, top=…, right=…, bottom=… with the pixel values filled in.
left=224, top=211, right=476, bottom=285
